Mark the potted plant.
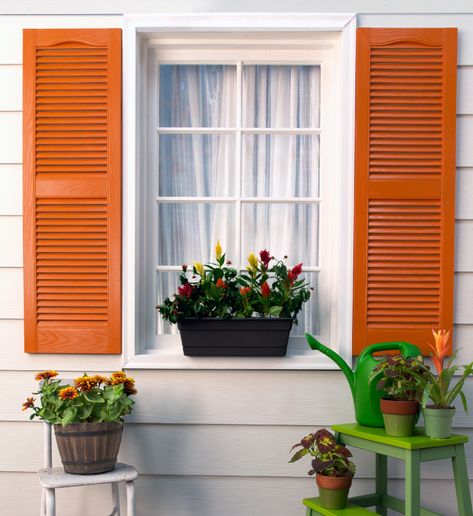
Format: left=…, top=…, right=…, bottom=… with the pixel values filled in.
left=372, top=355, right=427, bottom=437
left=419, top=329, right=473, bottom=439
left=22, top=370, right=137, bottom=474
left=289, top=429, right=356, bottom=510
left=157, top=243, right=311, bottom=356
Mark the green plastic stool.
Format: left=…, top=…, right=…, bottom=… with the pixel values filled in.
left=303, top=424, right=472, bottom=516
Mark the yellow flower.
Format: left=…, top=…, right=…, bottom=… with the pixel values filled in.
left=215, top=241, right=223, bottom=260
left=35, top=370, right=58, bottom=382
left=58, top=386, right=79, bottom=400
left=247, top=252, right=258, bottom=272
left=194, top=261, right=205, bottom=277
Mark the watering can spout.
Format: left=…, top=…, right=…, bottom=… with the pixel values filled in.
left=305, top=333, right=355, bottom=401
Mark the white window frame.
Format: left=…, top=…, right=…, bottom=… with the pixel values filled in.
left=122, top=13, right=357, bottom=370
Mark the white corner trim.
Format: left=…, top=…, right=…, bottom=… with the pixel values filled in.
left=124, top=12, right=357, bottom=31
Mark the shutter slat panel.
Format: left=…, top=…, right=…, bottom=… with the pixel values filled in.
left=353, top=28, right=457, bottom=355
left=23, top=28, right=122, bottom=354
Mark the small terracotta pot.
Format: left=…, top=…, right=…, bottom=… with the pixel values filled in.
left=316, top=473, right=353, bottom=510
left=380, top=399, right=419, bottom=437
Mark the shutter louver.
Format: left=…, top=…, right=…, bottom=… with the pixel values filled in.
left=353, top=28, right=457, bottom=355
left=23, top=29, right=122, bottom=353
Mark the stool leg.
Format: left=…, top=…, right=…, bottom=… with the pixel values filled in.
left=126, top=481, right=135, bottom=516
left=45, top=488, right=56, bottom=516
left=375, top=453, right=388, bottom=515
left=111, top=482, right=121, bottom=516
left=452, top=444, right=473, bottom=516
left=405, top=449, right=421, bottom=516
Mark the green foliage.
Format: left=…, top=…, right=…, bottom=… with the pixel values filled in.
left=24, top=372, right=136, bottom=425
left=289, top=429, right=356, bottom=478
left=371, top=354, right=428, bottom=402
left=419, top=352, right=473, bottom=409
left=157, top=248, right=311, bottom=324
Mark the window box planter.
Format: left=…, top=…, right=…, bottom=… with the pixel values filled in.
left=177, top=317, right=293, bottom=357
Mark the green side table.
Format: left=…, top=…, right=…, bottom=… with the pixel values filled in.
left=303, top=424, right=472, bottom=516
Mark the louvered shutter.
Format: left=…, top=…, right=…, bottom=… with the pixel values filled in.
left=23, top=29, right=122, bottom=353
left=353, top=28, right=457, bottom=355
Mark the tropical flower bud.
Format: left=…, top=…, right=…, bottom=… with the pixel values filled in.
left=193, top=261, right=205, bottom=277
left=216, top=278, right=226, bottom=289
left=259, top=249, right=272, bottom=268
left=261, top=282, right=271, bottom=298
left=247, top=252, right=258, bottom=271
left=178, top=283, right=193, bottom=298
left=215, top=241, right=223, bottom=260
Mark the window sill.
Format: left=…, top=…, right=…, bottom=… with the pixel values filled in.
left=123, top=352, right=345, bottom=370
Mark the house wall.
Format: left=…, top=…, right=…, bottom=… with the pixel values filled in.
left=1, top=4, right=473, bottom=515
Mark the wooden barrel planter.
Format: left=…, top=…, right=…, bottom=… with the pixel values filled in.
left=54, top=421, right=123, bottom=474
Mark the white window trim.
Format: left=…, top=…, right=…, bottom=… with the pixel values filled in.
left=122, top=13, right=357, bottom=370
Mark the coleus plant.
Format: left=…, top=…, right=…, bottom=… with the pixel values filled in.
left=158, top=242, right=311, bottom=323
left=22, top=371, right=137, bottom=426
left=289, top=429, right=356, bottom=477
left=372, top=354, right=428, bottom=402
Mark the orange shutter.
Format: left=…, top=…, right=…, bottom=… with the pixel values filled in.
left=353, top=28, right=457, bottom=355
left=23, top=29, right=122, bottom=354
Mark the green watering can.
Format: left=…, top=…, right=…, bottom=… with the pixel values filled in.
left=305, top=333, right=421, bottom=427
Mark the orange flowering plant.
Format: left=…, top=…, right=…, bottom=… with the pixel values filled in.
left=419, top=330, right=473, bottom=410
left=158, top=242, right=311, bottom=323
left=23, top=371, right=137, bottom=426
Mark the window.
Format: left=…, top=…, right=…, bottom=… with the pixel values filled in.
left=127, top=16, right=356, bottom=368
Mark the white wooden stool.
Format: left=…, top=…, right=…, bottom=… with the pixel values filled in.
left=38, top=423, right=137, bottom=516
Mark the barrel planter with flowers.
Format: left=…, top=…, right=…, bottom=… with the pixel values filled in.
left=23, top=370, right=137, bottom=474
left=158, top=243, right=312, bottom=357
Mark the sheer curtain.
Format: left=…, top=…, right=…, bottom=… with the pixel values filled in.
left=157, top=64, right=321, bottom=335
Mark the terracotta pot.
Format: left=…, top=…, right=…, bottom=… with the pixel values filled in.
left=380, top=399, right=419, bottom=437
left=54, top=422, right=123, bottom=474
left=316, top=473, right=353, bottom=510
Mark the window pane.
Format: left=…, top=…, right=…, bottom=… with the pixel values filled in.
left=159, top=65, right=236, bottom=127
left=159, top=134, right=236, bottom=197
left=156, top=271, right=181, bottom=335
left=241, top=203, right=319, bottom=266
left=243, top=65, right=320, bottom=128
left=158, top=203, right=237, bottom=265
left=242, top=134, right=319, bottom=197
left=290, top=272, right=319, bottom=336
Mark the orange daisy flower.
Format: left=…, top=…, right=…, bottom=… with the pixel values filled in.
left=109, top=371, right=127, bottom=385
left=35, top=370, right=58, bottom=382
left=22, top=397, right=35, bottom=411
left=58, top=386, right=79, bottom=400
left=123, top=377, right=137, bottom=396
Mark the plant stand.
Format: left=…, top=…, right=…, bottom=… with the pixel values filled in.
left=303, top=423, right=472, bottom=516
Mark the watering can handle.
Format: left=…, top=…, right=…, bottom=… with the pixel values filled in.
left=359, top=341, right=421, bottom=360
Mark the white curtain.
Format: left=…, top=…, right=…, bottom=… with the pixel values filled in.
left=157, top=64, right=320, bottom=334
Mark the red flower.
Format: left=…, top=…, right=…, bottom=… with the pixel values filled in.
left=178, top=282, right=192, bottom=298
left=216, top=278, right=226, bottom=289
left=291, top=263, right=303, bottom=277
left=240, top=287, right=251, bottom=296
left=261, top=282, right=271, bottom=298
left=259, top=249, right=272, bottom=268
left=288, top=271, right=297, bottom=284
